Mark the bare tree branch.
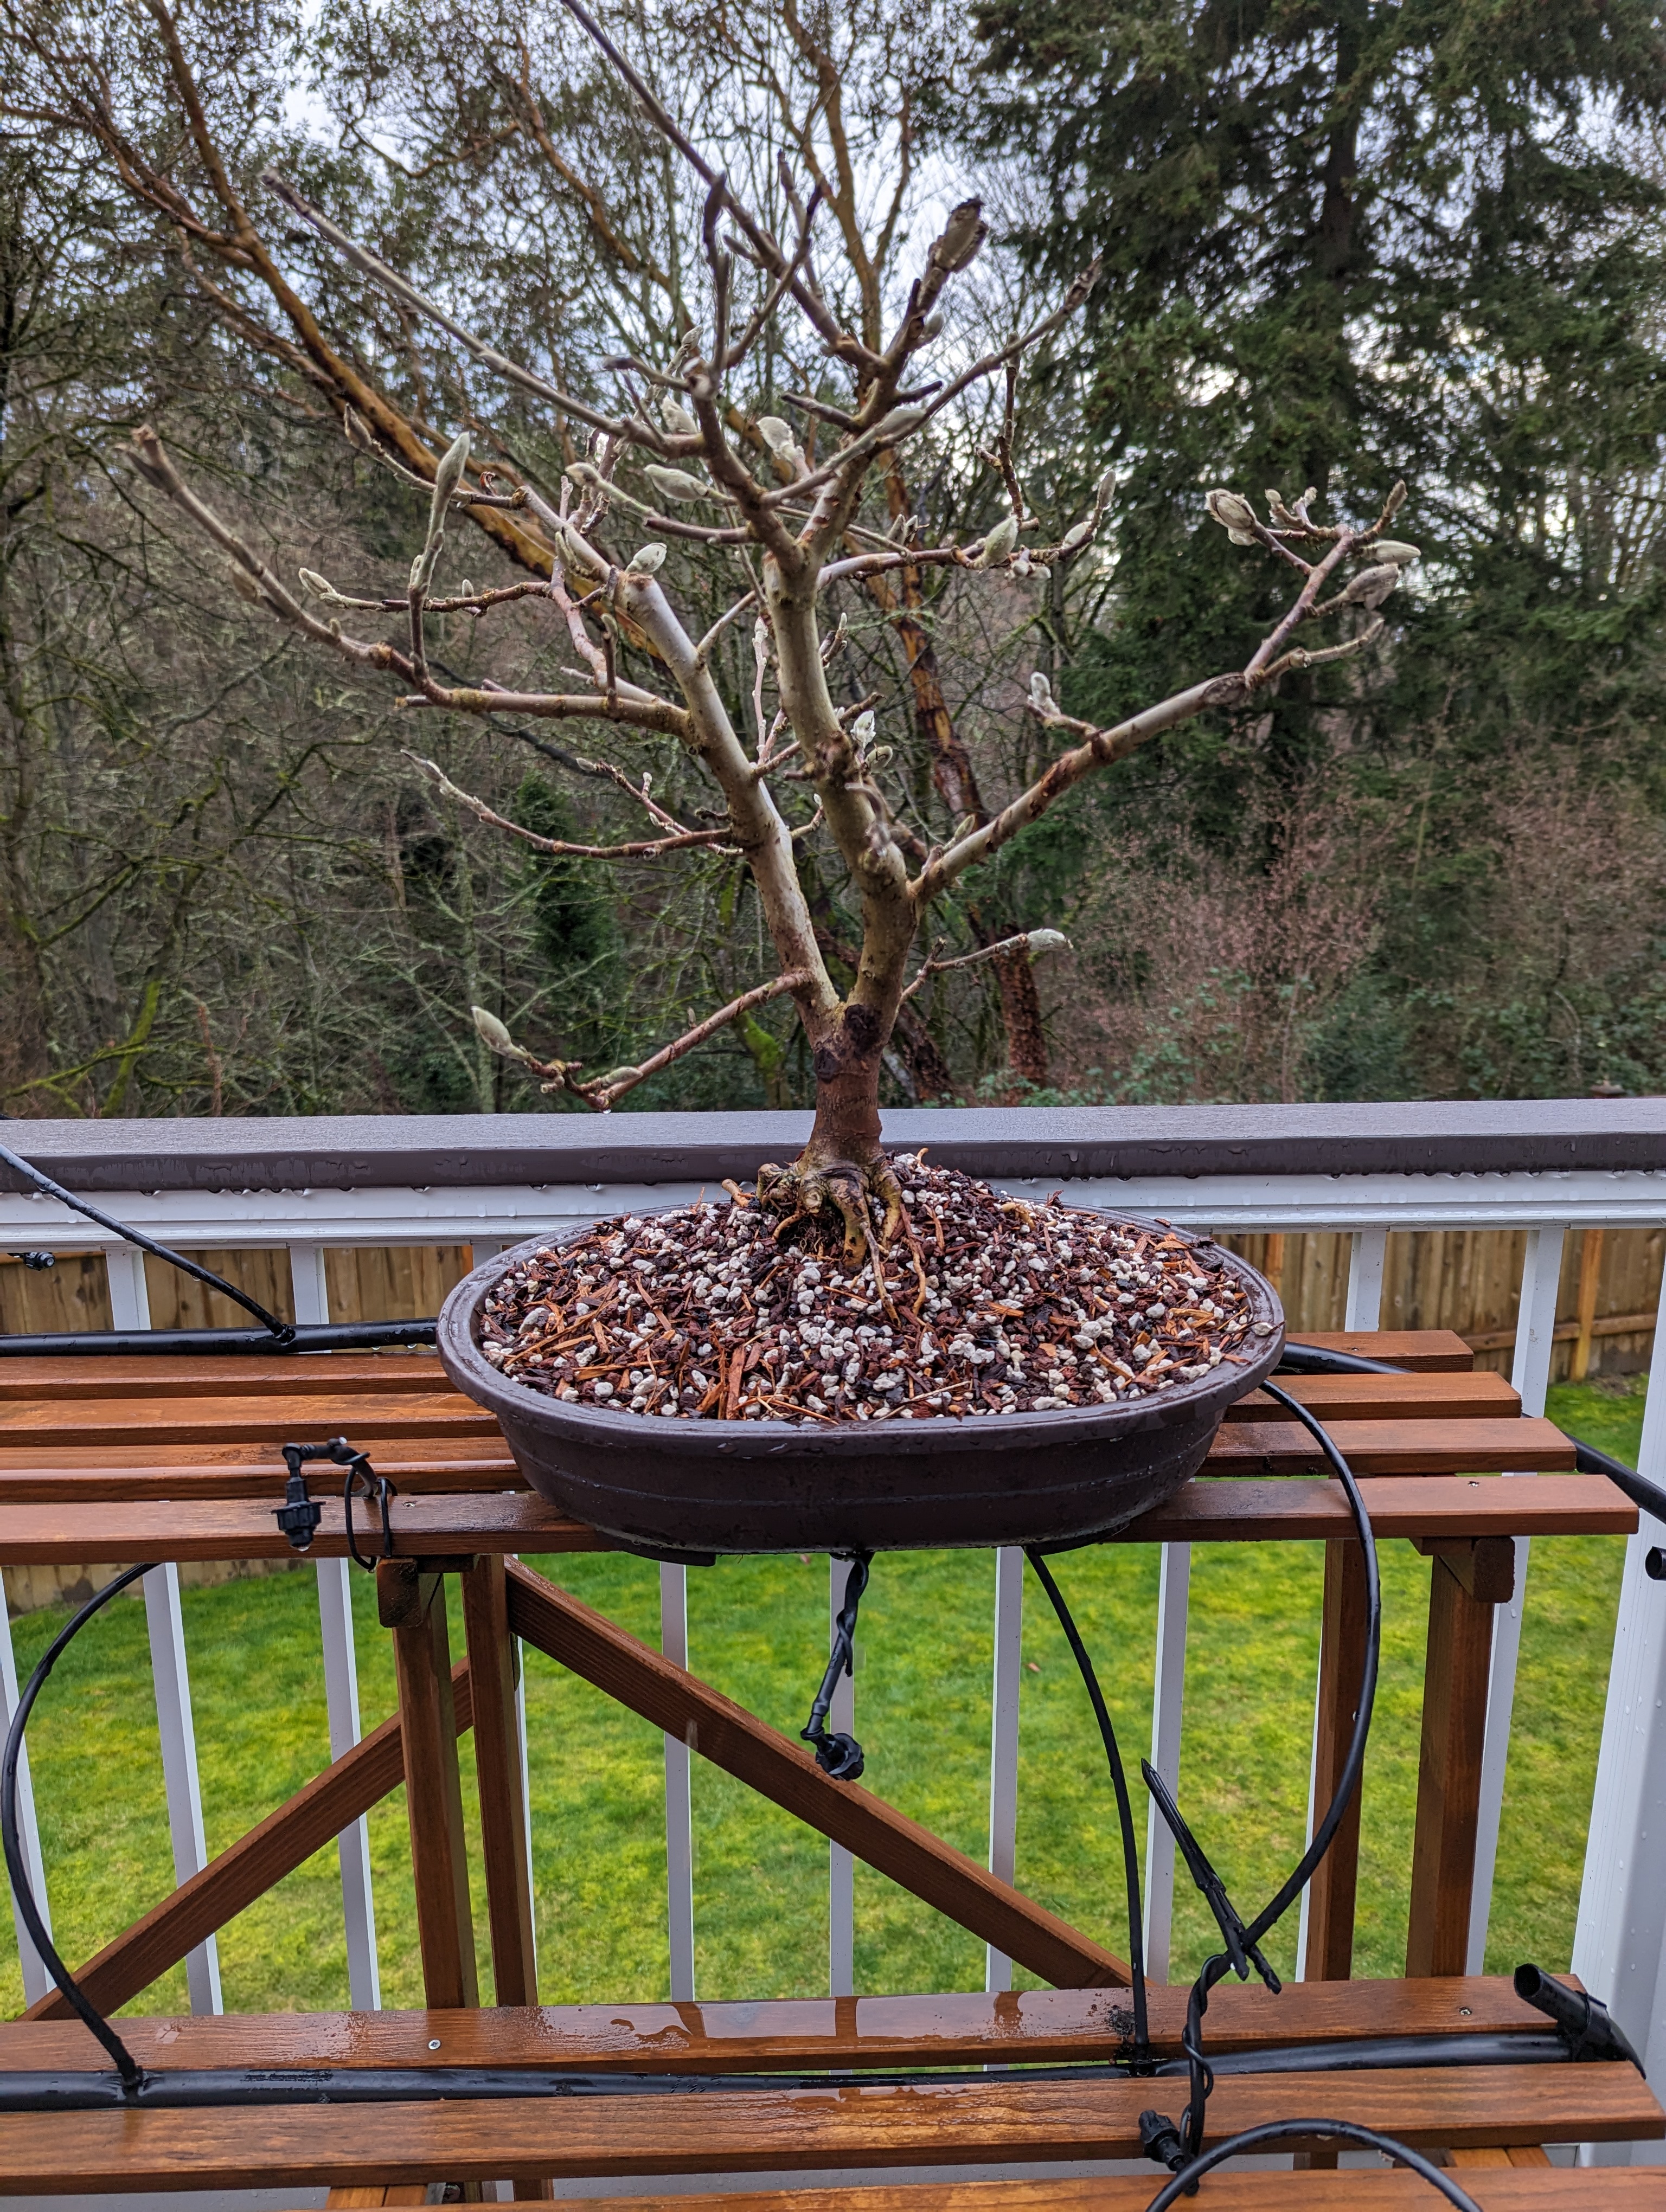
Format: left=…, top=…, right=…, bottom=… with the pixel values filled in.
left=261, top=172, right=665, bottom=452
left=477, top=969, right=813, bottom=1111
left=406, top=754, right=729, bottom=859
left=899, top=928, right=1069, bottom=1004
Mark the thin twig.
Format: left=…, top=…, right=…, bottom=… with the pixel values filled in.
left=405, top=754, right=729, bottom=858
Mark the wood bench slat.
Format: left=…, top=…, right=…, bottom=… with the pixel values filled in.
left=425, top=2179, right=1666, bottom=2210
left=0, top=1450, right=526, bottom=1497
left=1137, top=1475, right=1630, bottom=1542
left=0, top=1355, right=453, bottom=1403
left=0, top=1978, right=1573, bottom=2075
left=0, top=1393, right=498, bottom=1446
left=1207, top=1417, right=1572, bottom=1474
left=1292, top=1329, right=1477, bottom=1370
left=0, top=1330, right=1475, bottom=1401
left=1226, top=1373, right=1520, bottom=1422
left=0, top=1400, right=1565, bottom=1472
left=1, top=2066, right=1655, bottom=2192
left=0, top=1361, right=1509, bottom=1423
left=0, top=1475, right=1630, bottom=1564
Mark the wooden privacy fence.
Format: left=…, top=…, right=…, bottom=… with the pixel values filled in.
left=1212, top=1226, right=1658, bottom=1380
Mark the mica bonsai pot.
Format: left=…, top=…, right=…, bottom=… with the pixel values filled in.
left=437, top=1216, right=1285, bottom=1562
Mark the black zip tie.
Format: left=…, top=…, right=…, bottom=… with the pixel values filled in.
left=800, top=1551, right=872, bottom=1779
left=0, top=1138, right=295, bottom=1346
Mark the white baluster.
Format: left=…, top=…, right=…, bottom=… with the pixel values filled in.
left=1297, top=1225, right=1386, bottom=1976
left=1344, top=1228, right=1388, bottom=1333
left=143, top=1562, right=222, bottom=2013
left=829, top=1557, right=856, bottom=1998
left=1144, top=1542, right=1190, bottom=1984
left=288, top=1243, right=382, bottom=2009
left=316, top=1560, right=381, bottom=2010
left=103, top=1243, right=150, bottom=1335
left=1465, top=1223, right=1565, bottom=1972
left=1, top=1598, right=54, bottom=2006
left=661, top=1563, right=696, bottom=2002
left=515, top=1629, right=539, bottom=1993
left=985, top=1547, right=1024, bottom=1994
left=1573, top=1342, right=1666, bottom=2166
left=106, top=1244, right=223, bottom=2012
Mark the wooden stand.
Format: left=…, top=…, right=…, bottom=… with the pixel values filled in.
left=0, top=1329, right=1657, bottom=2201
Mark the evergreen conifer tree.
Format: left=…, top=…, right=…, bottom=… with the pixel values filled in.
left=973, top=0, right=1666, bottom=786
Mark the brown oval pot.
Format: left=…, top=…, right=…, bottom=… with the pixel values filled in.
left=437, top=1218, right=1284, bottom=1561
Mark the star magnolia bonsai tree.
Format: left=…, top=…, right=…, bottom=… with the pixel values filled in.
left=130, top=0, right=1414, bottom=1264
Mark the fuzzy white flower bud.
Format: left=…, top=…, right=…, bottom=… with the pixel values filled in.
left=1375, top=540, right=1421, bottom=567
left=1345, top=562, right=1401, bottom=609
left=625, top=543, right=668, bottom=576
left=755, top=415, right=798, bottom=458
left=1026, top=928, right=1070, bottom=956
left=972, top=513, right=1020, bottom=568
left=297, top=568, right=339, bottom=602
left=932, top=198, right=988, bottom=274
left=472, top=1006, right=515, bottom=1053
left=871, top=404, right=928, bottom=443
left=1029, top=670, right=1054, bottom=709
left=432, top=430, right=469, bottom=507
left=645, top=464, right=709, bottom=504
left=850, top=710, right=876, bottom=745
left=1059, top=517, right=1095, bottom=555
left=1207, top=489, right=1260, bottom=541
left=661, top=395, right=699, bottom=438
left=426, top=430, right=469, bottom=555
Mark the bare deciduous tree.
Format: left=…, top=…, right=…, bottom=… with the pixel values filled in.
left=128, top=0, right=1411, bottom=1257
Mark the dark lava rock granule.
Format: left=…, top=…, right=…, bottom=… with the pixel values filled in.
left=478, top=1155, right=1268, bottom=1425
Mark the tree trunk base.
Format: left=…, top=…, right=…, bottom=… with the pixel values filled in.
left=757, top=1148, right=905, bottom=1269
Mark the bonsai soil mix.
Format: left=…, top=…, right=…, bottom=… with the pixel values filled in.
left=477, top=1152, right=1270, bottom=1426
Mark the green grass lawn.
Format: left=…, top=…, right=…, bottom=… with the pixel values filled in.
left=0, top=1373, right=1644, bottom=2016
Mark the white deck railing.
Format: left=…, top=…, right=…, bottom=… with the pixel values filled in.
left=1, top=1103, right=1663, bottom=2161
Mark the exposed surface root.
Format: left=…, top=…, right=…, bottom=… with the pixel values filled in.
left=757, top=1152, right=904, bottom=1267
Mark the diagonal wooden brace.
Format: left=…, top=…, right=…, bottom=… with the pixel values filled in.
left=25, top=1664, right=473, bottom=2023
left=504, top=1559, right=1129, bottom=1988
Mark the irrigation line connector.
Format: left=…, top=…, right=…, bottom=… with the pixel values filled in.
left=274, top=1438, right=395, bottom=1568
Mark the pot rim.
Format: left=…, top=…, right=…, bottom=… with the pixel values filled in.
left=437, top=1206, right=1287, bottom=1457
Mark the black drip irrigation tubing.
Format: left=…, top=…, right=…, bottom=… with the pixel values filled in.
left=0, top=1136, right=436, bottom=1356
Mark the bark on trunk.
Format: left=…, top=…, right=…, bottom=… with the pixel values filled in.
left=801, top=1054, right=885, bottom=1173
